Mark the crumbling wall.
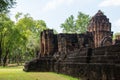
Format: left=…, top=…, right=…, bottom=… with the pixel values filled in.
left=40, top=30, right=57, bottom=56
left=54, top=45, right=120, bottom=80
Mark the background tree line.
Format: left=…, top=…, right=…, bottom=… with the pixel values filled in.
left=0, top=12, right=48, bottom=66
left=60, top=12, right=91, bottom=33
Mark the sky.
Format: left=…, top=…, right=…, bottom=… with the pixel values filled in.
left=10, top=0, right=120, bottom=33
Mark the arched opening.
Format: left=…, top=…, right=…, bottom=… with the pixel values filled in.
left=100, top=36, right=112, bottom=47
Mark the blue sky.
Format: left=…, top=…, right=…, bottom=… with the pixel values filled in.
left=10, top=0, right=120, bottom=33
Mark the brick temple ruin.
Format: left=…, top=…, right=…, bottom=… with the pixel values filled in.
left=24, top=10, right=120, bottom=80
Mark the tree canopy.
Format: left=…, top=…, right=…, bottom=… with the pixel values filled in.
left=0, top=0, right=16, bottom=12
left=0, top=12, right=48, bottom=66
left=60, top=12, right=91, bottom=33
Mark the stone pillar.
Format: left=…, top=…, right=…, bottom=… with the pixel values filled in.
left=40, top=29, right=55, bottom=56
left=47, top=30, right=55, bottom=55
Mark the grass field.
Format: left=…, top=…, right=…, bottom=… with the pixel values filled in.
left=0, top=66, right=78, bottom=80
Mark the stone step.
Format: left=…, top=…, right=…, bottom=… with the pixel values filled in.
left=91, top=55, right=120, bottom=63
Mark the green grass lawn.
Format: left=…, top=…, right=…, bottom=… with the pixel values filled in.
left=0, top=66, right=78, bottom=80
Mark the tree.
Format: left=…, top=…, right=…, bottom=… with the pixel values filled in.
left=0, top=0, right=16, bottom=12
left=0, top=13, right=14, bottom=66
left=0, top=12, right=48, bottom=66
left=113, top=33, right=120, bottom=40
left=60, top=12, right=90, bottom=33
left=14, top=13, right=48, bottom=63
left=61, top=15, right=76, bottom=33
left=15, top=12, right=22, bottom=21
left=0, top=0, right=16, bottom=65
left=76, top=12, right=90, bottom=33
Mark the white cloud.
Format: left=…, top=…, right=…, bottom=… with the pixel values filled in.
left=99, top=0, right=120, bottom=7
left=42, top=0, right=73, bottom=12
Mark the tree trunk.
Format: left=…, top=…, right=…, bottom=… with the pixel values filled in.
left=0, top=33, right=3, bottom=66
left=16, top=56, right=20, bottom=66
left=0, top=52, right=2, bottom=65
left=3, top=49, right=9, bottom=67
left=0, top=45, right=2, bottom=66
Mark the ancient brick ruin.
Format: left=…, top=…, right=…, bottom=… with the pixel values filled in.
left=24, top=10, right=120, bottom=80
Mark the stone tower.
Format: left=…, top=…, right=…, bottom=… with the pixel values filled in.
left=87, top=10, right=113, bottom=48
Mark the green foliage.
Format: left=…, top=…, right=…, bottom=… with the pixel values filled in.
left=61, top=15, right=76, bottom=33
left=13, top=13, right=48, bottom=62
left=0, top=12, right=48, bottom=66
left=53, top=29, right=58, bottom=34
left=0, top=0, right=16, bottom=12
left=61, top=12, right=91, bottom=33
left=113, top=32, right=120, bottom=40
left=15, top=12, right=22, bottom=21
left=0, top=67, right=78, bottom=80
left=76, top=12, right=90, bottom=33
left=0, top=13, right=15, bottom=65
